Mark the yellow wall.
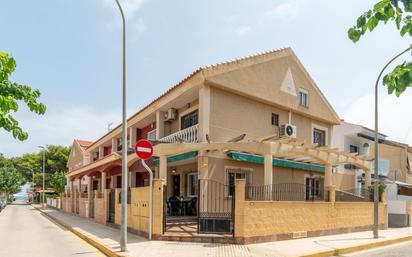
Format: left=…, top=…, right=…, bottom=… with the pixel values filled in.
left=114, top=180, right=165, bottom=238
left=234, top=180, right=386, bottom=243
left=208, top=157, right=323, bottom=186
left=370, top=143, right=408, bottom=182
left=209, top=87, right=333, bottom=144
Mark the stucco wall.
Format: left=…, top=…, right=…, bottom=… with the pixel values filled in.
left=370, top=143, right=407, bottom=182
left=78, top=197, right=88, bottom=218
left=94, top=194, right=107, bottom=224
left=209, top=87, right=332, bottom=144
left=207, top=156, right=323, bottom=186
left=206, top=51, right=340, bottom=125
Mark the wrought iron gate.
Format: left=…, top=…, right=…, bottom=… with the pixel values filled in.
left=75, top=192, right=79, bottom=215
left=107, top=189, right=115, bottom=223
left=198, top=179, right=234, bottom=234
left=89, top=191, right=95, bottom=218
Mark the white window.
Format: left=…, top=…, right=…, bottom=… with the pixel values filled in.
left=186, top=173, right=198, bottom=197
left=147, top=129, right=157, bottom=141
left=299, top=88, right=309, bottom=107
left=225, top=167, right=252, bottom=197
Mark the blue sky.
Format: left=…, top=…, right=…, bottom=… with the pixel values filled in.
left=1, top=0, right=412, bottom=157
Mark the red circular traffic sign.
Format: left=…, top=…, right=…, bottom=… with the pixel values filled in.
left=134, top=139, right=153, bottom=160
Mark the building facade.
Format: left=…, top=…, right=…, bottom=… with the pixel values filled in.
left=62, top=48, right=383, bottom=243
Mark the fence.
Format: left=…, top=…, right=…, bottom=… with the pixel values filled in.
left=335, top=188, right=372, bottom=202
left=245, top=183, right=324, bottom=201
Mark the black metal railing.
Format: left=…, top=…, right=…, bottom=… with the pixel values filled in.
left=245, top=183, right=324, bottom=201
left=335, top=188, right=372, bottom=202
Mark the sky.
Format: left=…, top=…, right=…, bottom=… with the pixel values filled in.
left=1, top=0, right=412, bottom=157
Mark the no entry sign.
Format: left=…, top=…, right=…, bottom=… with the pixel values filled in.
left=134, top=139, right=153, bottom=160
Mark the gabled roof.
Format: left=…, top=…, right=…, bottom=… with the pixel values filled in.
left=86, top=47, right=339, bottom=150
left=74, top=139, right=93, bottom=151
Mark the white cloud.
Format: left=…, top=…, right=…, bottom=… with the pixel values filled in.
left=341, top=91, right=412, bottom=145
left=265, top=1, right=299, bottom=21
left=236, top=25, right=251, bottom=36
left=103, top=0, right=148, bottom=33
left=0, top=106, right=123, bottom=157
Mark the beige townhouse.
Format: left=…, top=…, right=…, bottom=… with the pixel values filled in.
left=62, top=48, right=382, bottom=244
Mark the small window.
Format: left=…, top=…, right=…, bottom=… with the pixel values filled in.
left=313, top=128, right=326, bottom=147
left=92, top=152, right=99, bottom=161
left=181, top=110, right=198, bottom=130
left=271, top=113, right=279, bottom=126
left=225, top=167, right=251, bottom=197
left=186, top=173, right=198, bottom=197
left=299, top=88, right=309, bottom=107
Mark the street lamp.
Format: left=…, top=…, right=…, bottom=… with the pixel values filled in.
left=38, top=146, right=46, bottom=209
left=114, top=0, right=128, bottom=252
left=373, top=46, right=411, bottom=239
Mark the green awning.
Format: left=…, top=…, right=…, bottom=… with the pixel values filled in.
left=227, top=151, right=324, bottom=173
left=153, top=151, right=198, bottom=166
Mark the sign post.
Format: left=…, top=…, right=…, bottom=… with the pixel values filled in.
left=134, top=139, right=154, bottom=240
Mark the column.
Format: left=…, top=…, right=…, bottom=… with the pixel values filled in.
left=112, top=138, right=118, bottom=153
left=159, top=156, right=167, bottom=184
left=98, top=146, right=104, bottom=159
left=77, top=178, right=82, bottom=192
left=156, top=110, right=165, bottom=140
left=365, top=169, right=372, bottom=188
left=129, top=127, right=137, bottom=148
left=198, top=84, right=210, bottom=142
left=101, top=172, right=107, bottom=193
left=324, top=164, right=333, bottom=201
left=264, top=154, right=273, bottom=185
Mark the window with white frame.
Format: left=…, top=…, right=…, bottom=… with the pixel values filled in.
left=147, top=129, right=156, bottom=141
left=225, top=167, right=252, bottom=197
left=186, top=172, right=198, bottom=197
left=299, top=88, right=309, bottom=107
left=313, top=128, right=326, bottom=147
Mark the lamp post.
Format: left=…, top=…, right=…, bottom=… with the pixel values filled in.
left=114, top=0, right=128, bottom=251
left=38, top=146, right=46, bottom=209
left=373, top=46, right=411, bottom=239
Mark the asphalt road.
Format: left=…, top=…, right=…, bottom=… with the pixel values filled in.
left=0, top=203, right=105, bottom=257
left=341, top=240, right=412, bottom=257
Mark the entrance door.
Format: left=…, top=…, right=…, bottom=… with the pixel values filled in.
left=305, top=177, right=323, bottom=200
left=172, top=175, right=180, bottom=197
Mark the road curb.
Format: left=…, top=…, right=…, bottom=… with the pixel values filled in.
left=32, top=205, right=130, bottom=257
left=299, top=234, right=412, bottom=257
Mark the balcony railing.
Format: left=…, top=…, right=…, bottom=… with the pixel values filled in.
left=160, top=124, right=198, bottom=143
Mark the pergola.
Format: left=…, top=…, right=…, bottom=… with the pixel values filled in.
left=66, top=138, right=373, bottom=199
left=128, top=138, right=373, bottom=195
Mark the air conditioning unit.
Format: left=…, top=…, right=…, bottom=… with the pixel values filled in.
left=164, top=108, right=177, bottom=122
left=280, top=124, right=297, bottom=138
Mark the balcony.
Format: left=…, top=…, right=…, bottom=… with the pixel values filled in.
left=160, top=124, right=198, bottom=143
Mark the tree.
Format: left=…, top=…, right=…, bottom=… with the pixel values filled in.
left=0, top=165, right=22, bottom=201
left=49, top=171, right=66, bottom=194
left=348, top=0, right=412, bottom=96
left=0, top=52, right=46, bottom=140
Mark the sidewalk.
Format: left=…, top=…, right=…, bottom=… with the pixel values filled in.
left=34, top=205, right=412, bottom=257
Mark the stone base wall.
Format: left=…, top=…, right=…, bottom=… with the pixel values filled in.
left=79, top=197, right=88, bottom=218
left=234, top=180, right=387, bottom=244
left=61, top=196, right=72, bottom=213
left=94, top=196, right=107, bottom=224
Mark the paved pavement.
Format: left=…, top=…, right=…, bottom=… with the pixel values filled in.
left=38, top=206, right=412, bottom=257
left=0, top=204, right=105, bottom=257
left=342, top=241, right=412, bottom=257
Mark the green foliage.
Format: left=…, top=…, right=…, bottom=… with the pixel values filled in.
left=0, top=165, right=23, bottom=195
left=0, top=52, right=46, bottom=140
left=49, top=171, right=66, bottom=194
left=3, top=145, right=70, bottom=189
left=368, top=182, right=387, bottom=201
left=348, top=0, right=412, bottom=96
